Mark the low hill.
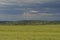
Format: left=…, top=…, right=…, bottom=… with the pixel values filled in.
left=0, top=20, right=60, bottom=25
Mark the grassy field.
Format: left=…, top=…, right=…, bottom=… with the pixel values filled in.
left=0, top=25, right=60, bottom=40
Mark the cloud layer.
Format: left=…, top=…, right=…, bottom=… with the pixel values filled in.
left=0, top=0, right=60, bottom=21
left=0, top=0, right=55, bottom=4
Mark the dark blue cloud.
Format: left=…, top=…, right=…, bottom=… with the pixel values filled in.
left=0, top=1, right=60, bottom=14
left=0, top=5, right=25, bottom=15
left=0, top=0, right=60, bottom=21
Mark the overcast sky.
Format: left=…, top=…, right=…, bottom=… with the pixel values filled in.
left=0, top=0, right=60, bottom=21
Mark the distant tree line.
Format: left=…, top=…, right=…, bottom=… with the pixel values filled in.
left=0, top=20, right=60, bottom=25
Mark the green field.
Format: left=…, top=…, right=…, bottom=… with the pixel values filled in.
left=0, top=25, right=60, bottom=40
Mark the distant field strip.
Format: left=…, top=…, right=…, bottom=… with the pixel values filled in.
left=0, top=25, right=60, bottom=40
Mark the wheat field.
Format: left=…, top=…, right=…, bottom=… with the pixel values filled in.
left=0, top=25, right=60, bottom=40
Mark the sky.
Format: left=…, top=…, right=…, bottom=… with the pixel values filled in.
left=0, top=0, right=60, bottom=21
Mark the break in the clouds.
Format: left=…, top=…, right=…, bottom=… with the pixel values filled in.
left=0, top=0, right=60, bottom=21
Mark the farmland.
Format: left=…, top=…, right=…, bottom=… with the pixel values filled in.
left=0, top=25, right=60, bottom=40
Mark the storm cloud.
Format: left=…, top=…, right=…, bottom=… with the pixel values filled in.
left=0, top=0, right=60, bottom=21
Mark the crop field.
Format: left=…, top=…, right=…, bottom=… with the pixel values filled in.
left=0, top=25, right=60, bottom=40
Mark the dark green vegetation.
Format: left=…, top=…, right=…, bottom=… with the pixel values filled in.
left=0, top=25, right=60, bottom=40
left=0, top=20, right=60, bottom=25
